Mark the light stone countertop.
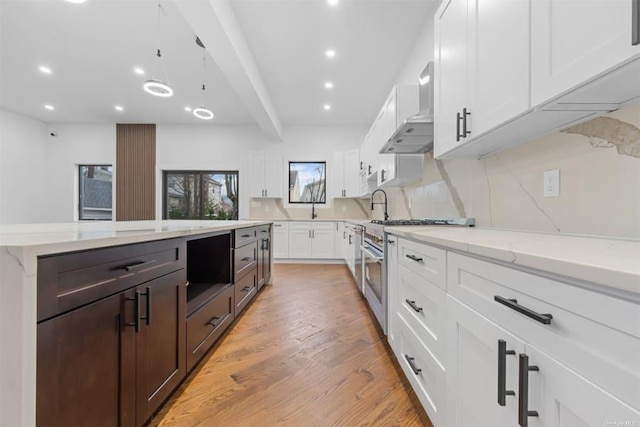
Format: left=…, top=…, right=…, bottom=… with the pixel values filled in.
left=385, top=226, right=640, bottom=295
left=252, top=218, right=370, bottom=226
left=0, top=220, right=272, bottom=255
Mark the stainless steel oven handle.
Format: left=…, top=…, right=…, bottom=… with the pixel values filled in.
left=361, top=246, right=384, bottom=262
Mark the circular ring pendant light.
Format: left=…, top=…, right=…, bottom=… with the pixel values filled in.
left=144, top=2, right=173, bottom=98
left=193, top=37, right=214, bottom=120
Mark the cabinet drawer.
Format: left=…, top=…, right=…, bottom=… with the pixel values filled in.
left=448, top=252, right=640, bottom=411
left=235, top=227, right=258, bottom=248
left=256, top=225, right=271, bottom=238
left=234, top=242, right=257, bottom=280
left=396, top=313, right=445, bottom=426
left=186, top=285, right=234, bottom=371
left=397, top=265, right=446, bottom=366
left=235, top=271, right=257, bottom=316
left=37, top=238, right=185, bottom=321
left=397, top=237, right=446, bottom=291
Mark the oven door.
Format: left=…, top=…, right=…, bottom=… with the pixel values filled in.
left=361, top=242, right=386, bottom=334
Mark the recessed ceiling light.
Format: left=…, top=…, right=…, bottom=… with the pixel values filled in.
left=39, top=65, right=52, bottom=75
left=324, top=81, right=334, bottom=89
left=184, top=107, right=192, bottom=112
left=328, top=0, right=339, bottom=5
left=325, top=49, right=336, bottom=58
left=323, top=104, right=331, bottom=111
left=44, top=104, right=55, bottom=111
left=65, top=0, right=86, bottom=3
left=115, top=105, right=124, bottom=112
left=133, top=67, right=145, bottom=75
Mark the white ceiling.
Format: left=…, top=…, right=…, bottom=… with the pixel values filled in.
left=0, top=0, right=435, bottom=128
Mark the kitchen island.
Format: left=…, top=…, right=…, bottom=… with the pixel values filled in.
left=0, top=220, right=272, bottom=427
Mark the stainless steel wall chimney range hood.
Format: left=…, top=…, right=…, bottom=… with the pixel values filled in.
left=380, top=62, right=434, bottom=154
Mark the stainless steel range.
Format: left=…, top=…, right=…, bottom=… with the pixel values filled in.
left=361, top=217, right=475, bottom=334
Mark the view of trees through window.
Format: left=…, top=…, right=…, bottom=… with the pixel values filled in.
left=288, top=162, right=326, bottom=204
left=164, top=171, right=239, bottom=220
left=79, top=165, right=113, bottom=220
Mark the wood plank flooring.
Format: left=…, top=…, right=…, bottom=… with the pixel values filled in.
left=149, top=264, right=432, bottom=427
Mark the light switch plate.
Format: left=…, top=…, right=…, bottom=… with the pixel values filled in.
left=543, top=169, right=560, bottom=198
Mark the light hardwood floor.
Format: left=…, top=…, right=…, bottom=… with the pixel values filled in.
left=149, top=264, right=432, bottom=427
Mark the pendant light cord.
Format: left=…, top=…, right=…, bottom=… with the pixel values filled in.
left=151, top=1, right=171, bottom=85
left=200, top=46, right=206, bottom=106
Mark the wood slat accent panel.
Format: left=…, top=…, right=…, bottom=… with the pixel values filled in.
left=116, top=124, right=156, bottom=221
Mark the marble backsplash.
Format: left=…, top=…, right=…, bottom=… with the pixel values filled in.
left=250, top=101, right=639, bottom=239
left=249, top=197, right=370, bottom=220
left=378, top=101, right=640, bottom=239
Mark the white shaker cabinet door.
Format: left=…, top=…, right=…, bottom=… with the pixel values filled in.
left=288, top=228, right=311, bottom=258
left=445, top=296, right=525, bottom=427
left=522, top=344, right=640, bottom=427
left=310, top=228, right=335, bottom=259
left=531, top=0, right=640, bottom=107
left=468, top=0, right=530, bottom=136
left=434, top=0, right=470, bottom=157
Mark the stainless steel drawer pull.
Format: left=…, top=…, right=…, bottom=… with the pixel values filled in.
left=241, top=257, right=252, bottom=262
left=498, top=339, right=516, bottom=406
left=241, top=286, right=252, bottom=292
left=404, top=354, right=421, bottom=375
left=241, top=234, right=251, bottom=238
left=518, top=354, right=539, bottom=426
left=123, top=259, right=157, bottom=272
left=405, top=299, right=423, bottom=313
left=207, top=316, right=221, bottom=328
left=494, top=296, right=552, bottom=325
left=405, top=254, right=423, bottom=262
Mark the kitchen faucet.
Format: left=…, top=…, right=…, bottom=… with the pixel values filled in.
left=370, top=189, right=389, bottom=221
left=311, top=199, right=317, bottom=219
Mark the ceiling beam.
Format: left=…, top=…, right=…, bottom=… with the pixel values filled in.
left=174, top=0, right=283, bottom=140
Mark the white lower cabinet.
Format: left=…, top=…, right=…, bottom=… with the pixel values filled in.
left=288, top=222, right=335, bottom=259
left=387, top=234, right=640, bottom=427
left=524, top=344, right=640, bottom=427
left=445, top=296, right=526, bottom=427
left=272, top=221, right=289, bottom=258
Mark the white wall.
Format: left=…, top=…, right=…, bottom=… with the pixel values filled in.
left=0, top=109, right=48, bottom=224
left=156, top=124, right=366, bottom=219
left=395, top=3, right=436, bottom=85
left=44, top=123, right=116, bottom=222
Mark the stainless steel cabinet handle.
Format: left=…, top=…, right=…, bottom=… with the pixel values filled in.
left=405, top=299, right=423, bottom=313
left=494, top=296, right=552, bottom=325
left=387, top=239, right=395, bottom=244
left=404, top=354, right=421, bottom=375
left=207, top=316, right=221, bottom=328
left=498, top=340, right=516, bottom=406
left=241, top=257, right=251, bottom=262
left=241, top=286, right=251, bottom=292
left=518, top=354, right=539, bottom=426
left=381, top=169, right=386, bottom=182
left=634, top=0, right=639, bottom=45
left=265, top=189, right=268, bottom=197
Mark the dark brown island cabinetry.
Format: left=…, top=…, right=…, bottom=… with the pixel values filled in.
left=36, top=239, right=187, bottom=427
left=185, top=232, right=235, bottom=371
left=35, top=224, right=271, bottom=427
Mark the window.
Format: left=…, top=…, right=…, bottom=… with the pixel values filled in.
left=164, top=171, right=239, bottom=220
left=288, top=161, right=326, bottom=204
left=79, top=165, right=113, bottom=220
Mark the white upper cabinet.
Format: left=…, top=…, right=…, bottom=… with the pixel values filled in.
left=468, top=0, right=530, bottom=135
left=435, top=0, right=530, bottom=158
left=369, top=85, right=424, bottom=188
left=434, top=0, right=640, bottom=158
left=249, top=152, right=283, bottom=198
left=531, top=0, right=640, bottom=107
left=434, top=0, right=470, bottom=157
left=333, top=150, right=360, bottom=198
